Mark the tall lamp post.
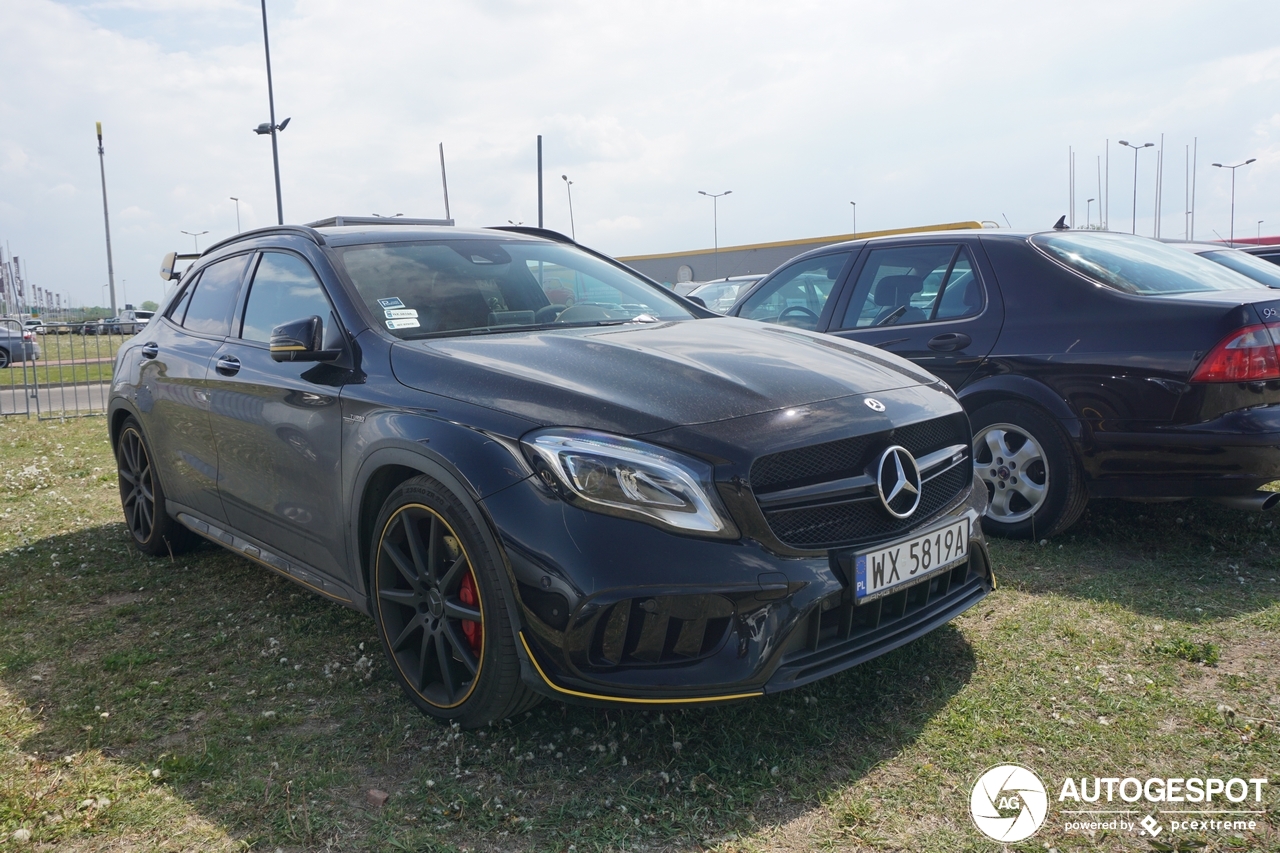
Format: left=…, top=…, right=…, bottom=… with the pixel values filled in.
left=1259, top=220, right=1265, bottom=239
left=181, top=230, right=209, bottom=251
left=561, top=175, right=576, bottom=240
left=698, top=190, right=732, bottom=278
left=254, top=0, right=290, bottom=225
left=1211, top=159, right=1256, bottom=244
left=1086, top=198, right=1095, bottom=229
left=850, top=201, right=857, bottom=237
left=230, top=197, right=242, bottom=233
left=95, top=122, right=118, bottom=318
left=1119, top=140, right=1154, bottom=235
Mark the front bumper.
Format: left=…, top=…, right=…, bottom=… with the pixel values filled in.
left=481, top=472, right=993, bottom=705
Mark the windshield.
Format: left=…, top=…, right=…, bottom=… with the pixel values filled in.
left=1030, top=232, right=1266, bottom=295
left=334, top=239, right=694, bottom=338
left=1201, top=250, right=1280, bottom=289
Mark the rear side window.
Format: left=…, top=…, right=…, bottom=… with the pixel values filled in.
left=182, top=255, right=250, bottom=336
left=840, top=245, right=982, bottom=328
left=1031, top=232, right=1264, bottom=295
left=240, top=252, right=333, bottom=342
left=735, top=253, right=850, bottom=330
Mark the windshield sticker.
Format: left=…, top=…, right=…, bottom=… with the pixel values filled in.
left=386, top=318, right=420, bottom=330
left=384, top=308, right=418, bottom=319
left=377, top=297, right=405, bottom=309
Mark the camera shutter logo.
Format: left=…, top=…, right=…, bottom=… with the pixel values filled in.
left=970, top=764, right=1049, bottom=842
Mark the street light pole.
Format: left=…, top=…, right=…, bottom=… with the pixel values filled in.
left=698, top=190, right=732, bottom=278
left=850, top=201, right=857, bottom=238
left=561, top=175, right=576, bottom=240
left=1211, top=159, right=1256, bottom=244
left=1119, top=140, right=1154, bottom=235
left=95, top=122, right=118, bottom=319
left=1086, top=198, right=1095, bottom=229
left=1259, top=220, right=1265, bottom=239
left=230, top=197, right=241, bottom=233
left=255, top=0, right=289, bottom=225
left=181, top=230, right=209, bottom=251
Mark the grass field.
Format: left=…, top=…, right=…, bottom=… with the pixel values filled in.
left=0, top=417, right=1277, bottom=851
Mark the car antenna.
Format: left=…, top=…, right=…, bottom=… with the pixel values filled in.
left=1052, top=215, right=1069, bottom=231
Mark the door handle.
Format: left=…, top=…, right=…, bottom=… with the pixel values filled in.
left=927, top=332, right=971, bottom=352
left=140, top=342, right=158, bottom=359
left=215, top=355, right=241, bottom=376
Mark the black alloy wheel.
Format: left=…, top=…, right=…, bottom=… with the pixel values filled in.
left=115, top=417, right=197, bottom=556
left=0, top=347, right=9, bottom=369
left=371, top=476, right=539, bottom=726
left=969, top=400, right=1088, bottom=540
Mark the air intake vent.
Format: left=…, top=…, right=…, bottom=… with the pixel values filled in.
left=591, top=595, right=734, bottom=667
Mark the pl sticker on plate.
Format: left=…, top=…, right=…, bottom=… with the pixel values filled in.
left=377, top=297, right=405, bottom=309
left=386, top=318, right=420, bottom=330
left=384, top=308, right=418, bottom=319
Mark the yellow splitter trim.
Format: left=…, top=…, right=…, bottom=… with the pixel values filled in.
left=518, top=632, right=761, bottom=705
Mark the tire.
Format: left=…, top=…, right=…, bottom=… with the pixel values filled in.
left=970, top=400, right=1088, bottom=540
left=0, top=348, right=9, bottom=369
left=370, top=475, right=539, bottom=727
left=115, top=417, right=199, bottom=556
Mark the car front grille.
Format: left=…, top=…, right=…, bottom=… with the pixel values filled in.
left=769, top=546, right=991, bottom=688
left=750, top=412, right=971, bottom=550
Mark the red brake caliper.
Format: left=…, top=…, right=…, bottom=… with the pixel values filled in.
left=458, top=570, right=483, bottom=656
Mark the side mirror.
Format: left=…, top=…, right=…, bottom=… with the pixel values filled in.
left=270, top=316, right=342, bottom=363
left=687, top=295, right=707, bottom=309
left=160, top=252, right=179, bottom=282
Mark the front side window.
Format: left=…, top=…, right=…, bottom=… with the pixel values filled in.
left=333, top=240, right=693, bottom=338
left=1031, top=232, right=1265, bottom=295
left=841, top=245, right=982, bottom=329
left=240, top=252, right=334, bottom=342
left=182, top=255, right=251, bottom=336
left=735, top=253, right=850, bottom=330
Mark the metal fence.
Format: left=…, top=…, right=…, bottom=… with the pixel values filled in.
left=0, top=319, right=128, bottom=420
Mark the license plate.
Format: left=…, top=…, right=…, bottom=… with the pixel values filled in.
left=854, top=517, right=970, bottom=601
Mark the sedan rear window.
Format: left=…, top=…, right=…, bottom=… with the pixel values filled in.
left=1031, top=232, right=1265, bottom=296
left=334, top=239, right=693, bottom=338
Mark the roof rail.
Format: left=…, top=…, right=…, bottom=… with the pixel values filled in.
left=306, top=216, right=455, bottom=228
left=201, top=225, right=327, bottom=257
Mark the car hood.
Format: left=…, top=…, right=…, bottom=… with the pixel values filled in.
left=390, top=317, right=938, bottom=435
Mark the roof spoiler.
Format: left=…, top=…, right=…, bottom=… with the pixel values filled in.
left=160, top=251, right=200, bottom=282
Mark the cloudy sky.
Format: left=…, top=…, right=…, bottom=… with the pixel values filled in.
left=2, top=0, right=1278, bottom=310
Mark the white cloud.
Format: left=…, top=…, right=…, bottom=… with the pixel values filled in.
left=0, top=0, right=1277, bottom=308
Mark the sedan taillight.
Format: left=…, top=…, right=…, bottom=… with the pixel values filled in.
left=22, top=332, right=33, bottom=341
left=1191, top=322, right=1280, bottom=382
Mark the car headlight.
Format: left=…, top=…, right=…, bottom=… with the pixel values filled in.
left=521, top=429, right=739, bottom=539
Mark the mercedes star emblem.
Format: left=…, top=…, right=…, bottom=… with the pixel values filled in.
left=876, top=445, right=921, bottom=518
left=865, top=398, right=886, bottom=412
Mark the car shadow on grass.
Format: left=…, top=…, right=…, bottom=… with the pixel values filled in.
left=987, top=497, right=1280, bottom=624
left=0, top=524, right=980, bottom=851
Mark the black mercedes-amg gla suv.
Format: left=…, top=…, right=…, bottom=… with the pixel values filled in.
left=109, top=220, right=992, bottom=726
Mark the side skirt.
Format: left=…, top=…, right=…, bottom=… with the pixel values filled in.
left=171, top=505, right=366, bottom=612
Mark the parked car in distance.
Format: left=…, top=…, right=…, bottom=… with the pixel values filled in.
left=1168, top=242, right=1280, bottom=288
left=81, top=318, right=118, bottom=335
left=686, top=276, right=765, bottom=314
left=1240, top=244, right=1280, bottom=267
left=114, top=306, right=155, bottom=335
left=0, top=324, right=41, bottom=367
left=728, top=229, right=1280, bottom=539
left=109, top=220, right=993, bottom=727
